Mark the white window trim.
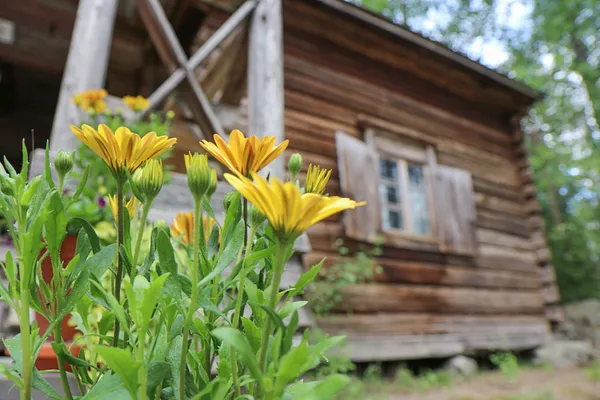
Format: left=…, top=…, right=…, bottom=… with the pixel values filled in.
left=365, top=128, right=438, bottom=241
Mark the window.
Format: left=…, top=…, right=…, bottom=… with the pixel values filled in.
left=368, top=132, right=436, bottom=238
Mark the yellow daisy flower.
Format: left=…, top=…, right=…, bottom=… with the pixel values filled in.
left=72, top=89, right=108, bottom=113
left=108, top=195, right=138, bottom=222
left=199, top=129, right=289, bottom=177
left=305, top=164, right=332, bottom=195
left=123, top=95, right=150, bottom=112
left=170, top=211, right=218, bottom=245
left=224, top=172, right=365, bottom=240
left=70, top=124, right=177, bottom=178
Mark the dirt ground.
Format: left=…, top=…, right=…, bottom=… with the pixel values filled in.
left=387, top=368, right=600, bottom=400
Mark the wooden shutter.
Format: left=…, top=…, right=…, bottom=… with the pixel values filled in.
left=431, top=165, right=477, bottom=255
left=335, top=131, right=380, bottom=243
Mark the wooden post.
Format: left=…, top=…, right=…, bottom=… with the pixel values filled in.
left=247, top=0, right=285, bottom=178
left=49, top=0, right=119, bottom=151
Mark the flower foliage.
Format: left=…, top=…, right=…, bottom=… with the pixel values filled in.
left=0, top=124, right=363, bottom=400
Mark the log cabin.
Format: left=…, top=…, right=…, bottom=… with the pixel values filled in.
left=0, top=0, right=560, bottom=361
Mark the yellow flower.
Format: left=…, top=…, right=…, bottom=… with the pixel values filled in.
left=224, top=173, right=365, bottom=240
left=70, top=124, right=177, bottom=178
left=200, top=129, right=289, bottom=177
left=93, top=100, right=107, bottom=114
left=170, top=211, right=218, bottom=245
left=305, top=164, right=331, bottom=195
left=108, top=195, right=138, bottom=221
left=123, top=95, right=150, bottom=112
left=73, top=89, right=108, bottom=113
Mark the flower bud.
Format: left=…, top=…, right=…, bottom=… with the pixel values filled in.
left=205, top=169, right=218, bottom=199
left=288, top=153, right=303, bottom=180
left=54, top=150, right=74, bottom=179
left=249, top=204, right=266, bottom=227
left=138, top=159, right=163, bottom=202
left=185, top=153, right=212, bottom=201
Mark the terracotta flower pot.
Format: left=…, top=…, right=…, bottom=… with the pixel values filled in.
left=36, top=234, right=81, bottom=370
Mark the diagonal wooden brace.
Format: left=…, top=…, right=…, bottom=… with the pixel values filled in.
left=134, top=0, right=257, bottom=140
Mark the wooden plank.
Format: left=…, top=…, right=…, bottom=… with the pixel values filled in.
left=283, top=59, right=515, bottom=159
left=305, top=248, right=540, bottom=289
left=475, top=210, right=530, bottom=238
left=476, top=228, right=535, bottom=251
left=247, top=0, right=284, bottom=178
left=49, top=0, right=119, bottom=151
left=327, top=283, right=545, bottom=314
left=317, top=313, right=548, bottom=336
left=477, top=244, right=538, bottom=272
left=542, top=283, right=560, bottom=304
left=475, top=192, right=526, bottom=218
left=338, top=332, right=546, bottom=362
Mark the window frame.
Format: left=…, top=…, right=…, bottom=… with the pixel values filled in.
left=365, top=128, right=439, bottom=248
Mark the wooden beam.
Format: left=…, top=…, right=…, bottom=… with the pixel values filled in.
left=248, top=0, right=284, bottom=178
left=49, top=0, right=119, bottom=151
left=200, top=24, right=247, bottom=100
left=139, top=0, right=257, bottom=116
left=135, top=0, right=225, bottom=139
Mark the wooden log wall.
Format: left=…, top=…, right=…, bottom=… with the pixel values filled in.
left=281, top=0, right=554, bottom=360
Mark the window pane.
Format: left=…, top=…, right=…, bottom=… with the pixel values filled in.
left=380, top=184, right=400, bottom=204
left=380, top=159, right=397, bottom=180
left=408, top=164, right=424, bottom=185
left=407, top=165, right=431, bottom=235
left=383, top=209, right=403, bottom=230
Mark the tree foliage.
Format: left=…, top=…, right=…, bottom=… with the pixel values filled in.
left=355, top=0, right=600, bottom=303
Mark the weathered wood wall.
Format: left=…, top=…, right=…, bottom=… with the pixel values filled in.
left=281, top=0, right=554, bottom=360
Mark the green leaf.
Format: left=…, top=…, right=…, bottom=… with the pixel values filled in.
left=146, top=361, right=170, bottom=398
left=3, top=335, right=62, bottom=400
left=68, top=165, right=90, bottom=205
left=141, top=273, right=169, bottom=327
left=43, top=145, right=56, bottom=189
left=90, top=280, right=129, bottom=337
left=81, top=373, right=130, bottom=400
left=241, top=317, right=262, bottom=354
left=289, top=260, right=323, bottom=297
left=93, top=346, right=141, bottom=400
left=167, top=335, right=184, bottom=400
left=50, top=342, right=97, bottom=369
left=20, top=140, right=29, bottom=180
left=274, top=339, right=310, bottom=394
left=43, top=191, right=67, bottom=256
left=85, top=244, right=117, bottom=279
left=256, top=303, right=285, bottom=331
left=157, top=230, right=178, bottom=275
left=198, top=220, right=244, bottom=288
left=69, top=217, right=101, bottom=253
left=279, top=301, right=308, bottom=320
left=283, top=311, right=299, bottom=355
left=284, top=374, right=350, bottom=400
left=212, top=327, right=262, bottom=382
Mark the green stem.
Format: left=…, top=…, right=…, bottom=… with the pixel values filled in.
left=132, top=201, right=151, bottom=277
left=179, top=198, right=202, bottom=400
left=256, top=240, right=291, bottom=397
left=53, top=325, right=73, bottom=400
left=19, top=292, right=31, bottom=400
left=50, top=242, right=73, bottom=400
left=230, top=223, right=257, bottom=397
left=137, top=327, right=147, bottom=400
left=16, top=211, right=31, bottom=400
left=113, top=183, right=125, bottom=348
